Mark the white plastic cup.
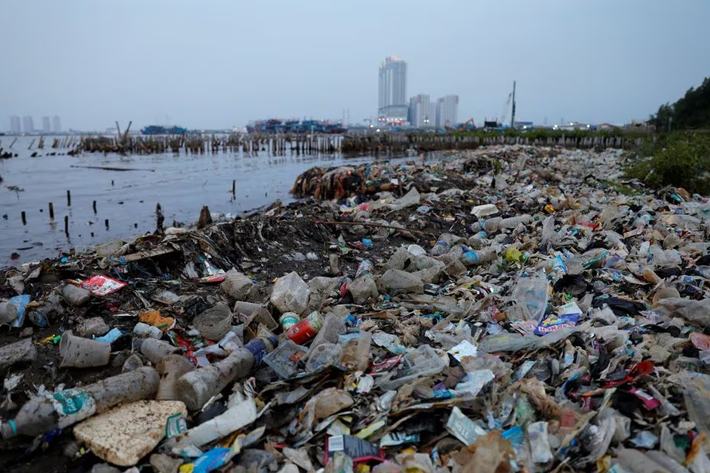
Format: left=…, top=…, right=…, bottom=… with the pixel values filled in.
left=61, top=284, right=91, bottom=307
left=133, top=322, right=162, bottom=339
left=157, top=355, right=194, bottom=401
left=0, top=302, right=18, bottom=325
left=140, top=338, right=179, bottom=364
left=59, top=330, right=111, bottom=368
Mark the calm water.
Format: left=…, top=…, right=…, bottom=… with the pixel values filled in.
left=0, top=136, right=408, bottom=266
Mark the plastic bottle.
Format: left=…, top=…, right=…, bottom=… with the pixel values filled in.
left=62, top=284, right=91, bottom=307
left=431, top=234, right=459, bottom=256
left=468, top=217, right=502, bottom=234
left=1, top=367, right=159, bottom=438
left=167, top=392, right=257, bottom=451
left=0, top=302, right=18, bottom=325
left=500, top=214, right=532, bottom=229
left=461, top=249, right=497, bottom=266
left=469, top=215, right=532, bottom=234
left=133, top=322, right=162, bottom=339
left=175, top=337, right=275, bottom=410
left=467, top=232, right=488, bottom=249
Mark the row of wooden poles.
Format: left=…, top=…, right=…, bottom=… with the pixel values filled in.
left=77, top=132, right=643, bottom=157
left=18, top=190, right=111, bottom=237
left=340, top=134, right=644, bottom=155
left=0, top=135, right=81, bottom=151
left=79, top=133, right=342, bottom=156
left=17, top=181, right=236, bottom=238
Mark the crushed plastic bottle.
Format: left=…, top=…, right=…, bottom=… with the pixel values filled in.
left=1, top=367, right=159, bottom=438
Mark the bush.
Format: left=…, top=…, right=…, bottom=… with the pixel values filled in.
left=626, top=132, right=710, bottom=194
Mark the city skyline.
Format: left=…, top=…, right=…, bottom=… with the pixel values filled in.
left=380, top=56, right=460, bottom=128
left=7, top=114, right=63, bottom=133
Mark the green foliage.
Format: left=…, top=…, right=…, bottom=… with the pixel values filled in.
left=625, top=132, right=710, bottom=194
left=650, top=77, right=710, bottom=130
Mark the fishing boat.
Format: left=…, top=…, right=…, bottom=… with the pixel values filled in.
left=141, top=125, right=187, bottom=135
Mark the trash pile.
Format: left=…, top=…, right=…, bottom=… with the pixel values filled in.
left=3, top=144, right=710, bottom=473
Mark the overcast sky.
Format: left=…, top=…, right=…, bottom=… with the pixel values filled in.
left=1, top=0, right=708, bottom=130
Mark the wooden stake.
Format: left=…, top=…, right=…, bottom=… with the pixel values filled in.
left=48, top=202, right=54, bottom=219
left=21, top=211, right=26, bottom=225
left=93, top=200, right=97, bottom=213
left=67, top=190, right=71, bottom=206
left=64, top=216, right=69, bottom=235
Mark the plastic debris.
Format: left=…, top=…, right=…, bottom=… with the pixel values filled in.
left=3, top=144, right=710, bottom=472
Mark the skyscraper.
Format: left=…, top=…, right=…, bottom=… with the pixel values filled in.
left=9, top=116, right=21, bottom=134
left=378, top=56, right=408, bottom=120
left=22, top=116, right=34, bottom=134
left=427, top=103, right=437, bottom=128
left=436, top=95, right=459, bottom=127
left=408, top=94, right=435, bottom=128
left=42, top=116, right=52, bottom=133
left=52, top=116, right=62, bottom=133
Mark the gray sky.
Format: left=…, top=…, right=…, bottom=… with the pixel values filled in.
left=2, top=0, right=708, bottom=130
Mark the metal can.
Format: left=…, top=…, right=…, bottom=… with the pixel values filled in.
left=286, top=311, right=324, bottom=345
left=279, top=312, right=299, bottom=331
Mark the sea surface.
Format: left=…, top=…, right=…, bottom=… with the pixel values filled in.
left=0, top=135, right=415, bottom=266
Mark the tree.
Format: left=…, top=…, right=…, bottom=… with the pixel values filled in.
left=650, top=77, right=710, bottom=131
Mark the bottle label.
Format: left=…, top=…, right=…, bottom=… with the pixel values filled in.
left=52, top=389, right=96, bottom=428
left=165, top=413, right=188, bottom=438
left=463, top=252, right=479, bottom=264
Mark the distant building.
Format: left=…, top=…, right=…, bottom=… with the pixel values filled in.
left=436, top=95, right=459, bottom=127
left=427, top=103, right=436, bottom=128
left=514, top=121, right=534, bottom=129
left=42, top=116, right=52, bottom=133
left=408, top=94, right=436, bottom=128
left=9, top=115, right=21, bottom=134
left=52, top=116, right=62, bottom=133
left=378, top=56, right=408, bottom=120
left=22, top=116, right=34, bottom=133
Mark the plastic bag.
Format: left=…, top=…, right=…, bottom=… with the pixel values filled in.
left=271, top=272, right=310, bottom=314
left=510, top=273, right=550, bottom=322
